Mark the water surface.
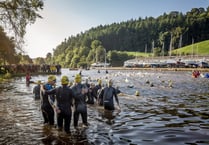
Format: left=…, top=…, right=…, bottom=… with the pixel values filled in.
left=0, top=68, right=209, bottom=145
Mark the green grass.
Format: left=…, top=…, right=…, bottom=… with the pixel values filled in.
left=121, top=51, right=151, bottom=57
left=119, top=40, right=209, bottom=57
left=172, top=40, right=209, bottom=55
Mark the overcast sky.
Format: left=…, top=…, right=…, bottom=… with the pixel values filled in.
left=24, top=0, right=209, bottom=58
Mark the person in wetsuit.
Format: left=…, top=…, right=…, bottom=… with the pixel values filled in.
left=86, top=83, right=96, bottom=104
left=42, top=76, right=74, bottom=133
left=40, top=75, right=56, bottom=125
left=33, top=80, right=41, bottom=100
left=95, top=79, right=103, bottom=105
left=100, top=79, right=120, bottom=111
left=71, top=74, right=88, bottom=129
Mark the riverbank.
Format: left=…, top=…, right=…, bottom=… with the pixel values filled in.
left=95, top=67, right=209, bottom=72
left=12, top=71, right=61, bottom=77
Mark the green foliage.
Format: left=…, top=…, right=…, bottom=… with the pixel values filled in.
left=45, top=52, right=53, bottom=64
left=3, top=72, right=12, bottom=79
left=33, top=57, right=45, bottom=64
left=0, top=0, right=44, bottom=50
left=52, top=7, right=209, bottom=67
left=108, top=50, right=135, bottom=66
left=124, top=51, right=151, bottom=57
left=0, top=0, right=44, bottom=65
left=70, top=54, right=80, bottom=68
left=19, top=54, right=33, bottom=64
left=153, top=48, right=162, bottom=57
left=0, top=27, right=18, bottom=64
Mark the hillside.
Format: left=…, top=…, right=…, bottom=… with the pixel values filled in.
left=173, top=40, right=209, bottom=55
left=51, top=7, right=209, bottom=68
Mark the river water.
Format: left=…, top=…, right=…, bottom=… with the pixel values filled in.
left=0, top=68, right=209, bottom=145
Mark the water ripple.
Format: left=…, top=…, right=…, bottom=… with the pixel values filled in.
left=0, top=69, right=209, bottom=144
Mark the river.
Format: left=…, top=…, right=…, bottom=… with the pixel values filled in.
left=0, top=68, right=209, bottom=145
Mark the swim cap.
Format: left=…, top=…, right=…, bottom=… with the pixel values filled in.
left=75, top=74, right=81, bottom=83
left=48, top=75, right=56, bottom=82
left=135, top=91, right=140, bottom=96
left=61, top=76, right=69, bottom=85
left=108, top=79, right=113, bottom=87
left=37, top=80, right=41, bottom=84
left=98, top=79, right=102, bottom=85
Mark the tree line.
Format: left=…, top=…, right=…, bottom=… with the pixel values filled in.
left=52, top=7, right=209, bottom=68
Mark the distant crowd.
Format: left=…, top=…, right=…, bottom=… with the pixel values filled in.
left=0, top=64, right=61, bottom=74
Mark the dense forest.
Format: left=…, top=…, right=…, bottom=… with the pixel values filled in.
left=51, top=7, right=209, bottom=68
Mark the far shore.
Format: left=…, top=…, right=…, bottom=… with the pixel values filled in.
left=93, top=67, right=209, bottom=72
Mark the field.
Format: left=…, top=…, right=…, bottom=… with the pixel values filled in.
left=172, top=40, right=209, bottom=55
left=123, top=39, right=209, bottom=57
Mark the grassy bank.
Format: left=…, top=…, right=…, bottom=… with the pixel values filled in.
left=173, top=40, right=209, bottom=55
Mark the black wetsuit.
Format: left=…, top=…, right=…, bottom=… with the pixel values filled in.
left=33, top=84, right=41, bottom=100
left=102, top=86, right=119, bottom=111
left=94, top=84, right=102, bottom=105
left=45, top=85, right=74, bottom=132
left=87, top=85, right=99, bottom=104
left=71, top=83, right=88, bottom=128
left=41, top=83, right=55, bottom=125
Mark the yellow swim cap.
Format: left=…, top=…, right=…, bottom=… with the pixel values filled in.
left=98, top=79, right=102, bottom=85
left=37, top=80, right=41, bottom=84
left=61, top=76, right=69, bottom=85
left=48, top=75, right=56, bottom=82
left=135, top=91, right=140, bottom=96
left=108, top=79, right=113, bottom=87
left=75, top=74, right=81, bottom=83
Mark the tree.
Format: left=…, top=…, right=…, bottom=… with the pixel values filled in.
left=70, top=54, right=80, bottom=68
left=45, top=52, right=52, bottom=64
left=33, top=57, right=45, bottom=64
left=97, top=45, right=105, bottom=62
left=153, top=47, right=161, bottom=57
left=0, top=26, right=17, bottom=64
left=19, top=54, right=33, bottom=64
left=0, top=0, right=44, bottom=50
left=90, top=40, right=103, bottom=63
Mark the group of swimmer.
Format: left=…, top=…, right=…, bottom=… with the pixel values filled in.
left=32, top=74, right=120, bottom=134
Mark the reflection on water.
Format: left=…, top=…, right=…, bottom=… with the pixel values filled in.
left=0, top=69, right=209, bottom=145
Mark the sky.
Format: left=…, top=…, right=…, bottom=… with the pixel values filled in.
left=24, top=0, right=209, bottom=58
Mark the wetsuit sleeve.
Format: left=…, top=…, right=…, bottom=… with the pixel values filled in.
left=70, top=89, right=75, bottom=106
left=33, top=86, right=35, bottom=94
left=44, top=88, right=57, bottom=95
left=114, top=88, right=120, bottom=106
left=98, top=88, right=104, bottom=100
